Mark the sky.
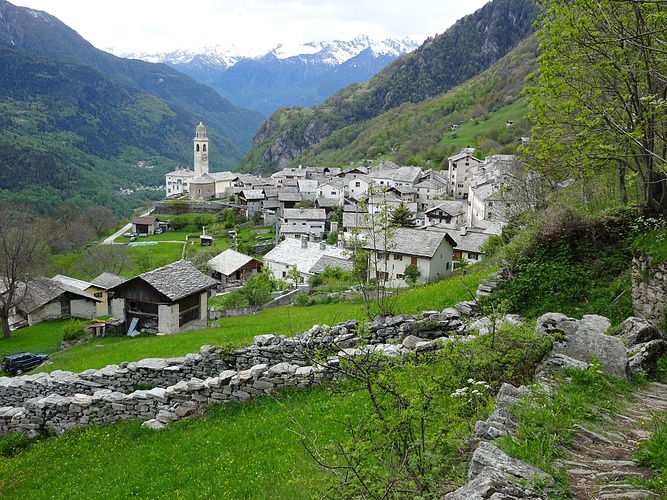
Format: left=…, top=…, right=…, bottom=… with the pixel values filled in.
left=11, top=0, right=490, bottom=55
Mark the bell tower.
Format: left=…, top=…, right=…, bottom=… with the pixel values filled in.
left=193, top=122, right=209, bottom=177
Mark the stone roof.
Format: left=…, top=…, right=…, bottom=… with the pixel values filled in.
left=308, top=255, right=354, bottom=274
left=445, top=229, right=490, bottom=254
left=368, top=166, right=423, bottom=184
left=316, top=197, right=340, bottom=208
left=208, top=249, right=259, bottom=276
left=134, top=260, right=218, bottom=301
left=362, top=227, right=456, bottom=258
left=190, top=173, right=216, bottom=185
left=414, top=178, right=447, bottom=190
left=52, top=274, right=92, bottom=291
left=264, top=239, right=349, bottom=275
left=166, top=168, right=196, bottom=177
left=91, top=272, right=128, bottom=290
left=278, top=192, right=303, bottom=202
left=283, top=208, right=326, bottom=220
left=425, top=201, right=466, bottom=216
left=342, top=211, right=372, bottom=229
left=18, top=276, right=100, bottom=314
left=131, top=216, right=157, bottom=225
left=209, top=171, right=239, bottom=182
left=241, top=189, right=266, bottom=201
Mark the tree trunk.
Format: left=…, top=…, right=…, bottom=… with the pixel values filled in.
left=1, top=313, right=12, bottom=339
left=617, top=162, right=628, bottom=205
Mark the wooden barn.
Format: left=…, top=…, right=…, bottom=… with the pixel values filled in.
left=108, top=260, right=217, bottom=335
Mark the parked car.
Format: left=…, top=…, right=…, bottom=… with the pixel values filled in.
left=1, top=352, right=49, bottom=376
left=155, top=227, right=164, bottom=235
left=123, top=232, right=135, bottom=238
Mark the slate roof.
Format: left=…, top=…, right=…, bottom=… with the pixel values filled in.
left=362, top=227, right=457, bottom=258
left=308, top=255, right=354, bottom=274
left=91, top=272, right=128, bottom=290
left=264, top=239, right=350, bottom=275
left=414, top=178, right=447, bottom=190
left=240, top=189, right=266, bottom=201
left=208, top=249, right=260, bottom=276
left=52, top=274, right=92, bottom=291
left=18, top=276, right=100, bottom=314
left=283, top=208, right=326, bottom=220
left=132, top=216, right=157, bottom=225
left=368, top=166, right=423, bottom=184
left=166, top=168, right=196, bottom=177
left=135, top=260, right=218, bottom=301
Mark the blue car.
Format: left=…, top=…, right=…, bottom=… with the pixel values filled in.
left=1, top=352, right=49, bottom=376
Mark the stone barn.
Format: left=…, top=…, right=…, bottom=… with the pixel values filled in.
left=108, top=260, right=217, bottom=335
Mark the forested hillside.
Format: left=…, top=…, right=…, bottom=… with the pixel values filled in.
left=235, top=0, right=538, bottom=174
left=0, top=0, right=263, bottom=215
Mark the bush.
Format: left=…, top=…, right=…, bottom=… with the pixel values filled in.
left=62, top=319, right=88, bottom=342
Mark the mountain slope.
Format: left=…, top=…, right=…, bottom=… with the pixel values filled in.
left=235, top=0, right=538, bottom=174
left=0, top=0, right=268, bottom=215
left=0, top=0, right=263, bottom=151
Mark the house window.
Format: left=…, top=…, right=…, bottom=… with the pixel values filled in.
left=355, top=181, right=360, bottom=187
left=396, top=274, right=405, bottom=279
left=446, top=262, right=450, bottom=270
left=394, top=254, right=402, bottom=261
left=376, top=271, right=389, bottom=280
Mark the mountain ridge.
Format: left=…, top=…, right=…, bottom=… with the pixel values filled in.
left=117, top=35, right=419, bottom=116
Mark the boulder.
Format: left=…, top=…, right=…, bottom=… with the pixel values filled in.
left=536, top=314, right=629, bottom=379
left=616, top=317, right=664, bottom=347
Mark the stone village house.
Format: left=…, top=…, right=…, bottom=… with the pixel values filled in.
left=362, top=227, right=457, bottom=288
left=108, top=260, right=217, bottom=335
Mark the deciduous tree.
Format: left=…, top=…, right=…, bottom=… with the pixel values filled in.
left=527, top=0, right=667, bottom=213
left=0, top=205, right=50, bottom=339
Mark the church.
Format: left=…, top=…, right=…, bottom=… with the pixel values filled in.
left=164, top=122, right=239, bottom=200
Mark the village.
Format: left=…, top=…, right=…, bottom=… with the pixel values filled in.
left=8, top=122, right=519, bottom=338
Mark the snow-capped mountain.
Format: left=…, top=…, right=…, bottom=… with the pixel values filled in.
left=113, top=35, right=419, bottom=116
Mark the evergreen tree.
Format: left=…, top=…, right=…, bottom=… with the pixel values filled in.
left=390, top=203, right=416, bottom=227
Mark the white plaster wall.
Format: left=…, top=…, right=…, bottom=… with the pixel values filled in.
left=28, top=302, right=62, bottom=326
left=158, top=304, right=179, bottom=334
left=110, top=298, right=126, bottom=323
left=70, top=299, right=96, bottom=320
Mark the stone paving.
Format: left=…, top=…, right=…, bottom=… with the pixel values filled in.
left=561, top=382, right=667, bottom=499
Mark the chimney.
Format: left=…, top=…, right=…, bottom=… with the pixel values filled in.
left=319, top=241, right=326, bottom=251
left=460, top=226, right=467, bottom=237
left=301, top=237, right=308, bottom=249
left=309, top=233, right=315, bottom=242
left=330, top=221, right=339, bottom=233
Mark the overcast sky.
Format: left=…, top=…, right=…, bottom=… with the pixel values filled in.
left=12, top=0, right=490, bottom=54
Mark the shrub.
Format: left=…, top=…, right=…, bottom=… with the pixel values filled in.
left=62, top=319, right=88, bottom=342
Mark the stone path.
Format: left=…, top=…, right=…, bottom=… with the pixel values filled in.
left=560, top=382, right=667, bottom=499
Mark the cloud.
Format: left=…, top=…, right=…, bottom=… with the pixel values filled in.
left=12, top=0, right=488, bottom=53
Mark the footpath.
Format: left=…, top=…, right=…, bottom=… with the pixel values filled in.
left=562, top=382, right=667, bottom=499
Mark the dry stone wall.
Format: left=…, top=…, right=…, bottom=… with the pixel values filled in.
left=0, top=305, right=473, bottom=435
left=632, top=254, right=667, bottom=326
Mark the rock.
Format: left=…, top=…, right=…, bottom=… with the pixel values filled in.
left=628, top=339, right=667, bottom=376
left=445, top=441, right=555, bottom=499
left=536, top=313, right=629, bottom=379
left=616, top=317, right=664, bottom=347
left=141, top=419, right=166, bottom=430
left=401, top=335, right=423, bottom=349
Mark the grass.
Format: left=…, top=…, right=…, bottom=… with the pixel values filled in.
left=635, top=415, right=667, bottom=495
left=0, top=320, right=66, bottom=358
left=0, top=386, right=346, bottom=499
left=0, top=320, right=550, bottom=499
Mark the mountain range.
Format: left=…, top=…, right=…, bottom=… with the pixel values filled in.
left=115, top=36, right=420, bottom=117
left=236, top=0, right=539, bottom=174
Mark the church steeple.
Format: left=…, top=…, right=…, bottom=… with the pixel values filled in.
left=193, top=122, right=209, bottom=177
